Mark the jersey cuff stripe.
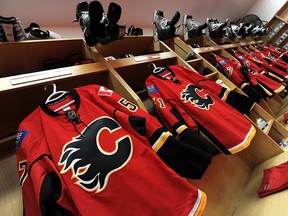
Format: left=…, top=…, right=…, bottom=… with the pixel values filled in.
left=188, top=190, right=207, bottom=216
left=229, top=125, right=256, bottom=154
left=239, top=82, right=248, bottom=90
left=152, top=131, right=172, bottom=152
left=274, top=85, right=286, bottom=94
left=219, top=88, right=230, bottom=101
left=176, top=125, right=187, bottom=134
left=258, top=83, right=274, bottom=96
left=268, top=72, right=285, bottom=82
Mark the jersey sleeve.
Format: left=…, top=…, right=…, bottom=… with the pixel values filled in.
left=16, top=148, right=43, bottom=216
left=16, top=117, right=74, bottom=216
left=18, top=152, right=73, bottom=216
left=16, top=134, right=58, bottom=216
left=145, top=80, right=219, bottom=155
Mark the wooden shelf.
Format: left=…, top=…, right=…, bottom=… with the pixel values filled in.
left=106, top=52, right=177, bottom=69
left=0, top=62, right=107, bottom=93
left=276, top=1, right=288, bottom=21
left=220, top=43, right=240, bottom=49
left=0, top=38, right=144, bottom=156
left=276, top=113, right=288, bottom=132
left=181, top=35, right=219, bottom=47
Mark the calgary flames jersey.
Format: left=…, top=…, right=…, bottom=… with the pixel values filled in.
left=145, top=65, right=256, bottom=155
left=216, top=54, right=285, bottom=97
left=244, top=48, right=288, bottom=82
left=16, top=85, right=207, bottom=216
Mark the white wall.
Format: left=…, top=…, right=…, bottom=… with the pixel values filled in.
left=0, top=0, right=286, bottom=38
left=245, top=0, right=286, bottom=22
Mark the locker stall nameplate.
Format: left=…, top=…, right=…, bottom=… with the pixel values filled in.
left=10, top=68, right=72, bottom=85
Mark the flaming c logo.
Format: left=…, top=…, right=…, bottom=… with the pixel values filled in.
left=59, top=117, right=133, bottom=193
left=181, top=84, right=214, bottom=110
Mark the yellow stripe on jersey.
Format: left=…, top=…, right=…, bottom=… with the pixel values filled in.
left=239, top=82, right=249, bottom=90
left=258, top=83, right=274, bottom=97
left=221, top=89, right=230, bottom=101
left=176, top=125, right=187, bottom=134
left=152, top=131, right=172, bottom=152
left=274, top=85, right=286, bottom=94
left=188, top=190, right=207, bottom=216
left=267, top=72, right=285, bottom=82
left=229, top=125, right=256, bottom=154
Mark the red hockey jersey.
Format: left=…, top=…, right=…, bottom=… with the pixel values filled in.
left=235, top=51, right=287, bottom=83
left=226, top=53, right=286, bottom=96
left=16, top=85, right=207, bottom=216
left=145, top=65, right=256, bottom=155
left=254, top=45, right=288, bottom=71
left=215, top=56, right=249, bottom=88
left=215, top=55, right=267, bottom=102
left=244, top=48, right=288, bottom=81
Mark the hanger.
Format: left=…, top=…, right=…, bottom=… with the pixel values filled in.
left=44, top=83, right=69, bottom=104
left=148, top=63, right=167, bottom=74
left=44, top=83, right=75, bottom=112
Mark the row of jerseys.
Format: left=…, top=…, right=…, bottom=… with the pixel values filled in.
left=215, top=43, right=288, bottom=103
left=16, top=64, right=258, bottom=215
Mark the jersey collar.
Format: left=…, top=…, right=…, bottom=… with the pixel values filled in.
left=152, top=66, right=181, bottom=84
left=40, top=88, right=80, bottom=116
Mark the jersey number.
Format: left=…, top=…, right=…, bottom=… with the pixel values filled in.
left=19, top=161, right=28, bottom=186
left=119, top=98, right=138, bottom=111
left=152, top=98, right=166, bottom=109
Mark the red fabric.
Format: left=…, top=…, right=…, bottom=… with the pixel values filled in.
left=283, top=112, right=288, bottom=124
left=257, top=161, right=288, bottom=198
left=246, top=49, right=288, bottom=79
left=215, top=55, right=248, bottom=87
